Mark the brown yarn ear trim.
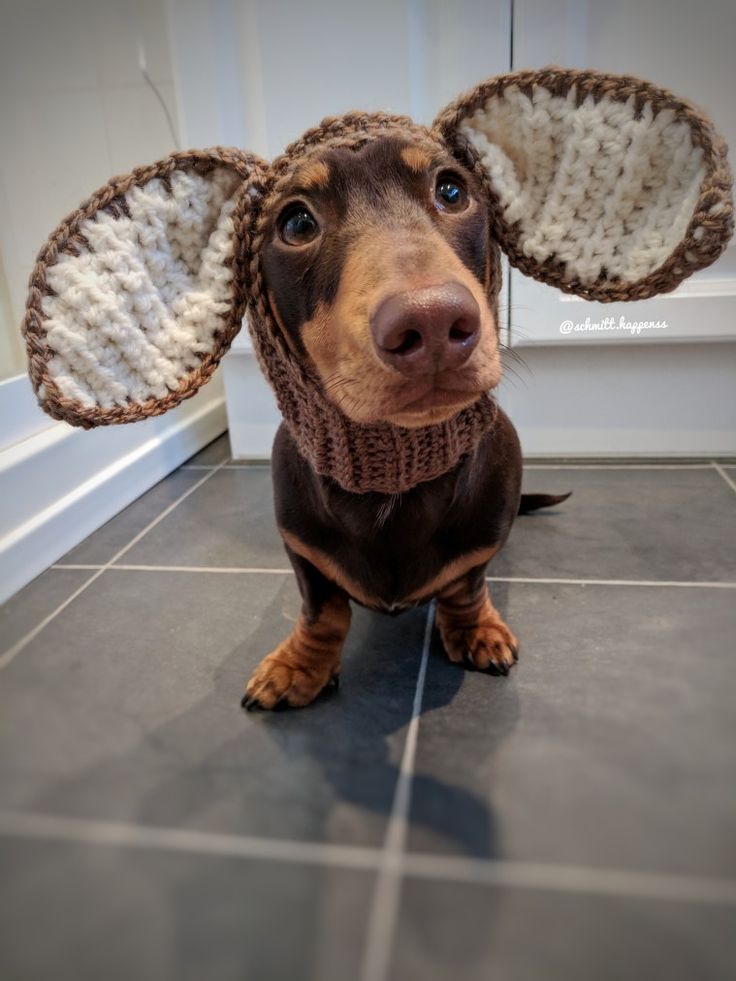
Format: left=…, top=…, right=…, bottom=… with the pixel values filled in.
left=23, top=148, right=267, bottom=428
left=434, top=68, right=734, bottom=302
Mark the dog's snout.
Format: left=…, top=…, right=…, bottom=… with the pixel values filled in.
left=370, top=282, right=480, bottom=375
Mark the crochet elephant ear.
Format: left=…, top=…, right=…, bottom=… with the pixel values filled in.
left=23, top=148, right=266, bottom=427
left=434, top=68, right=733, bottom=301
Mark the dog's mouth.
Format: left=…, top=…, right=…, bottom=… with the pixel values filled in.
left=320, top=351, right=500, bottom=428
left=340, top=364, right=490, bottom=427
left=383, top=382, right=481, bottom=427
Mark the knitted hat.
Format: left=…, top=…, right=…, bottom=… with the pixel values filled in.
left=23, top=68, right=733, bottom=493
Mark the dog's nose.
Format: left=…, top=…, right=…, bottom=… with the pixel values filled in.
left=371, top=282, right=480, bottom=375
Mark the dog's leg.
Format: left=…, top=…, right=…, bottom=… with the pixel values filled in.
left=436, top=564, right=518, bottom=675
left=242, top=548, right=351, bottom=710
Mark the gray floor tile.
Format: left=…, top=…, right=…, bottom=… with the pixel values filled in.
left=390, top=878, right=736, bottom=981
left=0, top=568, right=90, bottom=654
left=407, top=583, right=736, bottom=878
left=0, top=837, right=372, bottom=981
left=0, top=570, right=427, bottom=846
left=57, top=470, right=205, bottom=566
left=494, top=467, right=736, bottom=581
left=118, top=469, right=285, bottom=568
left=184, top=432, right=231, bottom=466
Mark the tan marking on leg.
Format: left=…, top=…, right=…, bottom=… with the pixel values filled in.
left=243, top=594, right=351, bottom=709
left=405, top=546, right=498, bottom=603
left=437, top=577, right=518, bottom=675
left=400, top=145, right=432, bottom=173
left=280, top=529, right=380, bottom=608
left=283, top=531, right=499, bottom=612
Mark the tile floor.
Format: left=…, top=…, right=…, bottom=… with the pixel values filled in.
left=1, top=434, right=735, bottom=981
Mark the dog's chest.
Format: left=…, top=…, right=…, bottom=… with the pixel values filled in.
left=283, top=492, right=496, bottom=612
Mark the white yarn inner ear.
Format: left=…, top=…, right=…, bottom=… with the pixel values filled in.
left=41, top=167, right=240, bottom=409
left=460, top=84, right=706, bottom=285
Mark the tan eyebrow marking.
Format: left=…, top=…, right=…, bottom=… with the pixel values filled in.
left=295, top=160, right=331, bottom=190
left=400, top=146, right=432, bottom=173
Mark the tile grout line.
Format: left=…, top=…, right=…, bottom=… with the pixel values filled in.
left=0, top=462, right=229, bottom=673
left=359, top=601, right=435, bottom=981
left=52, top=564, right=295, bottom=574
left=0, top=808, right=735, bottom=906
left=401, top=853, right=736, bottom=906
left=486, top=576, right=736, bottom=589
left=178, top=462, right=736, bottom=472
left=712, top=461, right=736, bottom=496
left=522, top=463, right=719, bottom=470
left=0, top=810, right=378, bottom=870
left=180, top=463, right=271, bottom=470
left=48, top=565, right=736, bottom=588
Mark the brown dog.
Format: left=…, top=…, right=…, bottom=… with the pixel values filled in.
left=242, top=134, right=563, bottom=710
left=24, top=69, right=732, bottom=712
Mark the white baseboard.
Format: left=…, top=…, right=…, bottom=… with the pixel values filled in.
left=221, top=341, right=280, bottom=459
left=514, top=426, right=736, bottom=458
left=219, top=336, right=736, bottom=464
left=1, top=386, right=226, bottom=603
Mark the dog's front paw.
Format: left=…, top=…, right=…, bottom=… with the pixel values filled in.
left=241, top=647, right=340, bottom=711
left=438, top=617, right=518, bottom=675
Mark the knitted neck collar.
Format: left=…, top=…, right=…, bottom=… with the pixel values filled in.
left=239, top=114, right=498, bottom=496
left=248, top=313, right=497, bottom=495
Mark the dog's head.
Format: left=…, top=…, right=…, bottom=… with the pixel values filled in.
left=24, top=69, right=733, bottom=429
left=258, top=127, right=501, bottom=428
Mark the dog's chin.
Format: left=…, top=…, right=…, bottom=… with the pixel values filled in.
left=381, top=389, right=482, bottom=429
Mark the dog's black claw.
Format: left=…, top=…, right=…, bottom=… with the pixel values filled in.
left=510, top=645, right=519, bottom=661
left=241, top=694, right=260, bottom=711
left=328, top=675, right=340, bottom=690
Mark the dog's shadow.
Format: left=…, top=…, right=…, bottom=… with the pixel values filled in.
left=235, top=584, right=520, bottom=859
left=27, top=585, right=518, bottom=861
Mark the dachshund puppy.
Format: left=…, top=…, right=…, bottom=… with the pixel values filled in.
left=243, top=136, right=561, bottom=709
left=25, top=70, right=732, bottom=712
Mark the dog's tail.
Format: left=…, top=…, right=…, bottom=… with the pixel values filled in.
left=518, top=491, right=572, bottom=515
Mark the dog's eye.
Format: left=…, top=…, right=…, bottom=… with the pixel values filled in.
left=280, top=205, right=320, bottom=246
left=435, top=174, right=468, bottom=212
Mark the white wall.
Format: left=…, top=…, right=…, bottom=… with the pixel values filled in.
left=0, top=0, right=181, bottom=329
left=0, top=0, right=227, bottom=601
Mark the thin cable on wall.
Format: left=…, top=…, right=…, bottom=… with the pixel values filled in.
left=137, top=41, right=180, bottom=151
